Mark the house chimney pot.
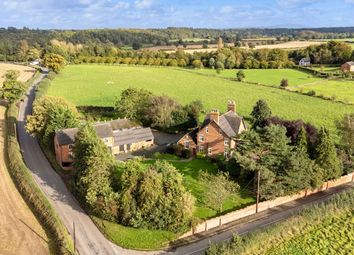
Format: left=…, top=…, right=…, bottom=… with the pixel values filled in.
left=209, top=109, right=220, bottom=124
left=227, top=100, right=236, bottom=112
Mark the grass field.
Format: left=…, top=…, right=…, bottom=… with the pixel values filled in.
left=296, top=79, right=354, bottom=104
left=192, top=68, right=321, bottom=86
left=0, top=63, right=35, bottom=84
left=144, top=157, right=255, bottom=219
left=310, top=66, right=341, bottom=72
left=49, top=65, right=354, bottom=133
left=266, top=210, right=354, bottom=255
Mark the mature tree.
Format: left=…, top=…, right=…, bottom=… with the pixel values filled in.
left=250, top=99, right=272, bottom=128
left=73, top=124, right=118, bottom=220
left=199, top=171, right=239, bottom=213
left=336, top=113, right=354, bottom=152
left=42, top=53, right=65, bottom=73
left=0, top=70, right=26, bottom=103
left=118, top=160, right=194, bottom=231
left=145, top=95, right=183, bottom=129
left=236, top=70, right=245, bottom=81
left=280, top=78, right=289, bottom=87
left=26, top=96, right=79, bottom=144
left=115, top=88, right=153, bottom=122
left=296, top=126, right=308, bottom=155
left=183, top=100, right=203, bottom=127
left=315, top=127, right=342, bottom=180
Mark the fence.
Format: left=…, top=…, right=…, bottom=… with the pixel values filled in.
left=179, top=173, right=354, bottom=239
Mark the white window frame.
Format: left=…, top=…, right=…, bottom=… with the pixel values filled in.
left=103, top=138, right=109, bottom=143
left=199, top=134, right=204, bottom=142
left=224, top=139, right=229, bottom=146
left=184, top=140, right=190, bottom=149
left=208, top=147, right=212, bottom=155
left=198, top=146, right=204, bottom=152
left=206, top=127, right=209, bottom=133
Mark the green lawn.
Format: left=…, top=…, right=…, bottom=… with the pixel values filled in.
left=191, top=68, right=322, bottom=86
left=144, top=158, right=256, bottom=219
left=296, top=79, right=354, bottom=104
left=93, top=216, right=177, bottom=250
left=310, top=66, right=341, bottom=72
left=49, top=65, right=354, bottom=133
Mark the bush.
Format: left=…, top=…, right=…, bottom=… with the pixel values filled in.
left=181, top=149, right=192, bottom=159
left=5, top=104, right=74, bottom=255
left=307, top=90, right=316, bottom=96
left=280, top=78, right=289, bottom=88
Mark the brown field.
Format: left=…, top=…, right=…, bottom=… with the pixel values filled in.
left=0, top=106, right=49, bottom=255
left=164, top=40, right=325, bottom=54
left=0, top=63, right=35, bottom=84
left=254, top=40, right=324, bottom=49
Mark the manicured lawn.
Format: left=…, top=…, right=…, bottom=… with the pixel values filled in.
left=93, top=217, right=177, bottom=250
left=191, top=68, right=322, bottom=86
left=144, top=158, right=256, bottom=219
left=49, top=65, right=354, bottom=133
left=295, top=79, right=354, bottom=104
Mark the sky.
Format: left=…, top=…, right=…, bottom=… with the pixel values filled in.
left=1, top=0, right=354, bottom=29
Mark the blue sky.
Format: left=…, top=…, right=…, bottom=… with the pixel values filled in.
left=1, top=0, right=354, bottom=29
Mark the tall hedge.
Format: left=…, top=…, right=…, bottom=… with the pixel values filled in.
left=5, top=103, right=74, bottom=254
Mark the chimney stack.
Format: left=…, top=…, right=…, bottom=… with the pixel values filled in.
left=227, top=100, right=236, bottom=112
left=209, top=109, right=220, bottom=124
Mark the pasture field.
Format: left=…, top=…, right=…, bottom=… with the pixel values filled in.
left=0, top=63, right=35, bottom=84
left=253, top=40, right=324, bottom=50
left=310, top=66, right=341, bottom=72
left=191, top=68, right=321, bottom=86
left=49, top=65, right=354, bottom=132
left=296, top=79, right=354, bottom=104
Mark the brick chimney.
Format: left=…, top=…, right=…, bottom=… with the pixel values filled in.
left=209, top=109, right=220, bottom=124
left=227, top=100, right=236, bottom=112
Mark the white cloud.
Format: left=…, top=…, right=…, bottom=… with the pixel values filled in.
left=114, top=1, right=130, bottom=10
left=134, top=0, right=154, bottom=10
left=220, top=5, right=234, bottom=14
left=345, top=0, right=354, bottom=4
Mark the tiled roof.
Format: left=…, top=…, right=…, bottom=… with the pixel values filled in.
left=345, top=61, right=354, bottom=66
left=201, top=110, right=244, bottom=138
left=56, top=119, right=153, bottom=146
left=56, top=128, right=78, bottom=145
left=113, top=127, right=154, bottom=146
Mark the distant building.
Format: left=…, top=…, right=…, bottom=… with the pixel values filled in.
left=341, top=61, right=354, bottom=72
left=54, top=119, right=154, bottom=170
left=30, top=60, right=40, bottom=66
left=299, top=58, right=311, bottom=66
left=177, top=101, right=246, bottom=157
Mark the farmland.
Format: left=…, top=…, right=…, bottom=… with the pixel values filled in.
left=0, top=63, right=35, bottom=84
left=295, top=79, right=354, bottom=104
left=192, top=68, right=322, bottom=86
left=49, top=65, right=354, bottom=133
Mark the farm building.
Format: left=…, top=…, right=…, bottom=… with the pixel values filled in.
left=54, top=119, right=154, bottom=170
left=177, top=100, right=246, bottom=157
left=341, top=61, right=354, bottom=72
left=299, top=58, right=311, bottom=66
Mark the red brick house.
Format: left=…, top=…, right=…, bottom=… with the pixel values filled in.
left=341, top=61, right=354, bottom=72
left=178, top=100, right=246, bottom=157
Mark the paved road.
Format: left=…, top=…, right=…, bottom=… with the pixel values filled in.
left=17, top=73, right=353, bottom=255
left=173, top=182, right=353, bottom=255
left=17, top=74, right=161, bottom=255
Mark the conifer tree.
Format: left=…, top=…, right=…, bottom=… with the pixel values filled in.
left=250, top=99, right=272, bottom=128
left=315, top=127, right=342, bottom=180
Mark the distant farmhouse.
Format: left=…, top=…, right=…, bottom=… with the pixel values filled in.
left=341, top=61, right=354, bottom=72
left=177, top=101, right=246, bottom=157
left=299, top=57, right=311, bottom=66
left=54, top=119, right=154, bottom=170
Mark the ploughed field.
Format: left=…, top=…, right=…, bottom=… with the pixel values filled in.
left=49, top=65, right=354, bottom=132
left=0, top=63, right=35, bottom=84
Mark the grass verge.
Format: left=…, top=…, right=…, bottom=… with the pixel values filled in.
left=5, top=103, right=75, bottom=255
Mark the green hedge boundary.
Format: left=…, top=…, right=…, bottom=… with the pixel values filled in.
left=5, top=103, right=75, bottom=253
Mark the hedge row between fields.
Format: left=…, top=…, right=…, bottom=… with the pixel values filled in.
left=5, top=97, right=75, bottom=253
